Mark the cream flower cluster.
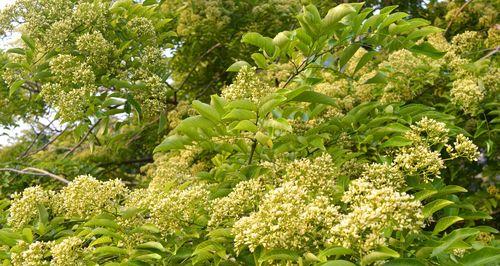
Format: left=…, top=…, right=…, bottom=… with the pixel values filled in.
left=52, top=175, right=127, bottom=219
left=405, top=116, right=450, bottom=145
left=233, top=182, right=340, bottom=252
left=50, top=237, right=85, bottom=266
left=127, top=17, right=157, bottom=44
left=221, top=66, right=275, bottom=103
left=145, top=146, right=203, bottom=191
left=450, top=78, right=485, bottom=115
left=41, top=54, right=97, bottom=121
left=10, top=237, right=86, bottom=266
left=330, top=164, right=424, bottom=254
left=394, top=145, right=445, bottom=181
left=10, top=241, right=49, bottom=266
left=209, top=178, right=267, bottom=227
left=451, top=31, right=483, bottom=57
left=76, top=31, right=115, bottom=66
left=447, top=134, right=481, bottom=161
left=150, top=185, right=210, bottom=235
left=282, top=153, right=338, bottom=196
left=379, top=49, right=440, bottom=103
left=8, top=186, right=52, bottom=229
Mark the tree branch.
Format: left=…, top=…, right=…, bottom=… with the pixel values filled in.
left=22, top=127, right=68, bottom=158
left=445, top=0, right=474, bottom=35
left=0, top=167, right=69, bottom=184
left=63, top=119, right=102, bottom=159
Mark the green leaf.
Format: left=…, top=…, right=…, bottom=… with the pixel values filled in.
left=434, top=185, right=467, bottom=196
left=409, top=42, right=446, bottom=59
left=318, top=247, right=354, bottom=261
left=379, top=12, right=409, bottom=29
left=255, top=131, right=272, bottom=148
left=290, top=91, right=338, bottom=106
left=84, top=218, right=119, bottom=229
left=414, top=189, right=437, bottom=201
left=259, top=94, right=286, bottom=117
left=339, top=43, right=361, bottom=68
left=109, top=78, right=133, bottom=89
left=9, top=80, right=25, bottom=97
left=154, top=135, right=192, bottom=153
left=242, top=32, right=275, bottom=56
left=90, top=236, right=113, bottom=247
left=432, top=216, right=463, bottom=235
left=354, top=51, right=377, bottom=74
left=22, top=228, right=33, bottom=243
left=251, top=53, right=268, bottom=69
left=383, top=258, right=425, bottom=266
left=322, top=4, right=357, bottom=29
left=423, top=199, right=454, bottom=218
left=319, top=260, right=357, bottom=266
left=37, top=204, right=49, bottom=224
left=131, top=224, right=161, bottom=234
left=431, top=228, right=479, bottom=257
left=233, top=120, right=258, bottom=132
left=364, top=72, right=387, bottom=84
left=7, top=48, right=25, bottom=55
left=223, top=109, right=256, bottom=121
left=459, top=247, right=500, bottom=266
left=94, top=246, right=128, bottom=256
left=133, top=253, right=162, bottom=261
left=0, top=230, right=20, bottom=246
left=227, top=61, right=250, bottom=72
left=21, top=35, right=36, bottom=51
left=259, top=249, right=299, bottom=263
left=192, top=100, right=221, bottom=123
left=407, top=26, right=442, bottom=40
left=381, top=136, right=412, bottom=148
left=158, top=113, right=167, bottom=134
left=136, top=241, right=166, bottom=252
left=361, top=246, right=399, bottom=266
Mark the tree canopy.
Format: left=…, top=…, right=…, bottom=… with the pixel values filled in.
left=0, top=0, right=498, bottom=265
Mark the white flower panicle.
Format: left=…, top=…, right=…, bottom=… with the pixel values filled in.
left=11, top=241, right=49, bottom=266
left=394, top=145, right=445, bottom=182
left=221, top=66, right=276, bottom=103
left=450, top=78, right=485, bottom=115
left=405, top=117, right=449, bottom=145
left=447, top=134, right=481, bottom=161
left=150, top=185, right=210, bottom=235
left=52, top=175, right=128, bottom=219
left=8, top=186, right=52, bottom=229
left=233, top=182, right=340, bottom=252
left=209, top=178, right=267, bottom=227
left=50, top=237, right=85, bottom=266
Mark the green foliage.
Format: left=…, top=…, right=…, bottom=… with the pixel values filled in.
left=0, top=1, right=498, bottom=266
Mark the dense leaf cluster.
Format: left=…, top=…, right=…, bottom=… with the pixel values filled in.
left=0, top=1, right=498, bottom=265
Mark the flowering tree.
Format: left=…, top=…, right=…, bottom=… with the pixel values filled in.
left=0, top=1, right=499, bottom=265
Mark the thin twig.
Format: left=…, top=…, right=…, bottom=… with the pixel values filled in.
left=176, top=43, right=222, bottom=93
left=19, top=119, right=55, bottom=158
left=63, top=119, right=102, bottom=159
left=0, top=167, right=69, bottom=184
left=22, top=127, right=68, bottom=158
left=445, top=0, right=474, bottom=35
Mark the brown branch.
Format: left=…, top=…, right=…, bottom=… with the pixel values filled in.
left=19, top=119, right=55, bottom=158
left=0, top=167, right=69, bottom=184
left=445, top=0, right=474, bottom=35
left=63, top=119, right=102, bottom=159
left=176, top=43, right=222, bottom=93
left=22, top=127, right=68, bottom=158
